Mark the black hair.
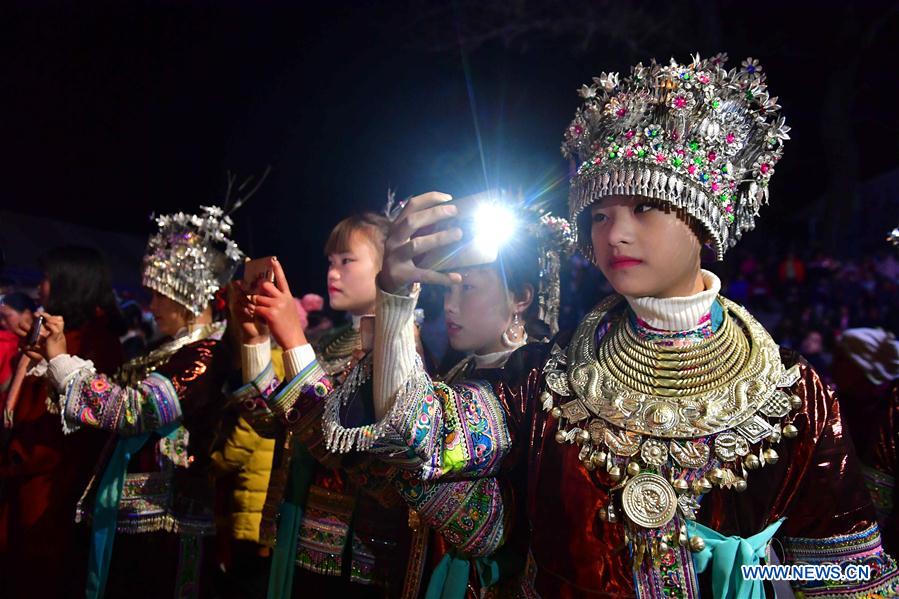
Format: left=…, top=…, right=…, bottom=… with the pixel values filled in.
left=39, top=245, right=126, bottom=334
left=496, top=217, right=552, bottom=342
left=1, top=291, right=37, bottom=314
left=119, top=300, right=144, bottom=329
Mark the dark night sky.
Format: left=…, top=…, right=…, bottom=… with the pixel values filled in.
left=3, top=1, right=899, bottom=295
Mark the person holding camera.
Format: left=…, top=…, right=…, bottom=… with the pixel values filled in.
left=23, top=209, right=239, bottom=598
left=0, top=247, right=125, bottom=599
left=236, top=211, right=429, bottom=598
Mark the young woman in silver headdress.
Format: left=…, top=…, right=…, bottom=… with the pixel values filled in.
left=339, top=55, right=899, bottom=598
left=26, top=206, right=240, bottom=598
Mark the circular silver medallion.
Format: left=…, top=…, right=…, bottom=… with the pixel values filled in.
left=622, top=473, right=677, bottom=529
left=640, top=438, right=669, bottom=467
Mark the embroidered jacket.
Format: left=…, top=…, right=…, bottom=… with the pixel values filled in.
left=351, top=288, right=899, bottom=598
left=48, top=323, right=231, bottom=535
left=243, top=329, right=418, bottom=595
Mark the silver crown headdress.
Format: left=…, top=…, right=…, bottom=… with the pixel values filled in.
left=562, top=53, right=789, bottom=260
left=142, top=169, right=269, bottom=315
left=142, top=206, right=243, bottom=316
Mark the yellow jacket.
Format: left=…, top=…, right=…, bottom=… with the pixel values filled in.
left=211, top=415, right=276, bottom=542
left=210, top=347, right=283, bottom=543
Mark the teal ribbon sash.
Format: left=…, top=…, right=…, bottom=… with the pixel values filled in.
left=686, top=518, right=785, bottom=599
left=267, top=444, right=316, bottom=599
left=86, top=423, right=178, bottom=599
left=424, top=551, right=502, bottom=599
left=425, top=554, right=471, bottom=599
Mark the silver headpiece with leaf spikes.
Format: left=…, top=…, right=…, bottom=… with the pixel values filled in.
left=562, top=53, right=789, bottom=260
left=141, top=168, right=270, bottom=315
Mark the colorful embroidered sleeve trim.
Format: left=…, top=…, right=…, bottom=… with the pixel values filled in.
left=266, top=359, right=332, bottom=419
left=60, top=368, right=183, bottom=436
left=431, top=380, right=511, bottom=479
left=361, top=356, right=512, bottom=482
left=783, top=524, right=899, bottom=597
left=230, top=362, right=278, bottom=404
left=392, top=471, right=506, bottom=558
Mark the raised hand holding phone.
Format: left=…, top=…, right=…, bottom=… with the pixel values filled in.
left=243, top=256, right=276, bottom=293
left=251, top=258, right=307, bottom=351
left=229, top=280, right=268, bottom=345
left=19, top=312, right=66, bottom=361
left=377, top=191, right=464, bottom=294
left=414, top=191, right=518, bottom=272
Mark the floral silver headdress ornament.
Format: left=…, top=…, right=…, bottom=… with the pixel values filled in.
left=142, top=168, right=270, bottom=315
left=528, top=211, right=576, bottom=336
left=563, top=53, right=789, bottom=260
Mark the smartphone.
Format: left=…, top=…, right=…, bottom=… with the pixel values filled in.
left=414, top=191, right=515, bottom=272
left=27, top=315, right=45, bottom=346
left=243, top=257, right=276, bottom=292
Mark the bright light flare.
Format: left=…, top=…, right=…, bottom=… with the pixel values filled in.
left=473, top=202, right=517, bottom=253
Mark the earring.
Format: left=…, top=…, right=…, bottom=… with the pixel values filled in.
left=502, top=313, right=528, bottom=349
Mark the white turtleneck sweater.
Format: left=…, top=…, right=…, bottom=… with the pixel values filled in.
left=624, top=269, right=721, bottom=332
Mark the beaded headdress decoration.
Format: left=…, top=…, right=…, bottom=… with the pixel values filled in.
left=562, top=53, right=789, bottom=260
left=142, top=169, right=268, bottom=315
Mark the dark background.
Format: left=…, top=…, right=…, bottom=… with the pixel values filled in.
left=3, top=1, right=899, bottom=295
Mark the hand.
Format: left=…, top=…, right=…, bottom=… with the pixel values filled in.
left=252, top=258, right=307, bottom=351
left=229, top=281, right=269, bottom=345
left=42, top=313, right=67, bottom=359
left=378, top=191, right=464, bottom=294
left=21, top=313, right=66, bottom=360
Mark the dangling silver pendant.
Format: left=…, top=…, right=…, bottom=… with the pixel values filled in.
left=622, top=472, right=678, bottom=529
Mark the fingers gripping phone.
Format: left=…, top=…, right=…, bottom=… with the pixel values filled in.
left=27, top=315, right=45, bottom=347
left=243, top=257, right=276, bottom=292
left=414, top=191, right=517, bottom=272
